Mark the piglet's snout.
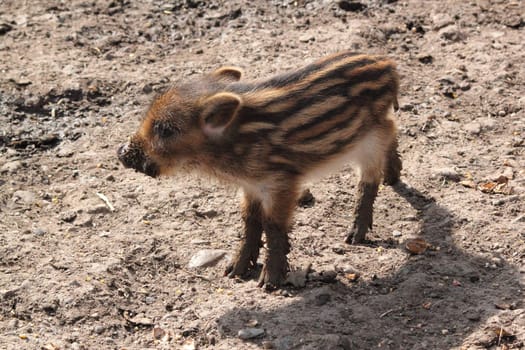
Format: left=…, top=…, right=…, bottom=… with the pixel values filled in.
left=117, top=143, right=129, bottom=159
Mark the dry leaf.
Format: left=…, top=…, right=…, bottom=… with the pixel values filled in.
left=491, top=327, right=514, bottom=339
left=459, top=180, right=476, bottom=188
left=405, top=238, right=429, bottom=254
left=478, top=182, right=497, bottom=193
left=422, top=302, right=432, bottom=310
left=346, top=273, right=359, bottom=282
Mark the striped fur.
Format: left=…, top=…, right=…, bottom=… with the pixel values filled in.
left=118, top=51, right=402, bottom=288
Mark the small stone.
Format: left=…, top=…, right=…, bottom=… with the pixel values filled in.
left=94, top=325, right=105, bottom=334
left=433, top=168, right=460, bottom=182
left=59, top=211, right=77, bottom=223
left=13, top=190, right=37, bottom=205
left=145, top=296, right=156, bottom=304
left=392, top=230, right=402, bottom=237
left=238, top=327, right=265, bottom=340
left=465, top=310, right=481, bottom=321
left=431, top=13, right=454, bottom=30
left=469, top=274, right=480, bottom=283
left=195, top=209, right=218, bottom=219
left=501, top=167, right=514, bottom=180
left=439, top=25, right=466, bottom=42
left=338, top=0, right=367, bottom=12
left=33, top=228, right=47, bottom=236
left=262, top=341, right=275, bottom=349
left=56, top=144, right=75, bottom=158
left=441, top=329, right=449, bottom=335
left=75, top=214, right=93, bottom=227
left=285, top=265, right=310, bottom=288
left=142, top=84, right=153, bottom=94
left=315, top=293, right=331, bottom=306
left=297, top=188, right=315, bottom=207
left=463, top=122, right=481, bottom=135
left=105, top=174, right=115, bottom=182
left=458, top=81, right=471, bottom=91
left=8, top=318, right=19, bottom=329
left=299, top=34, right=315, bottom=43
left=308, top=270, right=337, bottom=283
left=418, top=55, right=433, bottom=64
left=0, top=22, right=13, bottom=35
left=1, top=160, right=22, bottom=173
left=87, top=204, right=111, bottom=214
left=491, top=257, right=503, bottom=266
left=152, top=327, right=166, bottom=340
left=188, top=249, right=227, bottom=268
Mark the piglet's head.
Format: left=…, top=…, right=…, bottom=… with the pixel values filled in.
left=117, top=66, right=243, bottom=178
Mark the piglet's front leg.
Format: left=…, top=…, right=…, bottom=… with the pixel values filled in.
left=257, top=185, right=297, bottom=290
left=225, top=194, right=263, bottom=278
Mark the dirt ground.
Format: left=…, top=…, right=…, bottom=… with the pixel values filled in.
left=1, top=0, right=524, bottom=349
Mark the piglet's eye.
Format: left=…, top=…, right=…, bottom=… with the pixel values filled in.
left=153, top=121, right=179, bottom=139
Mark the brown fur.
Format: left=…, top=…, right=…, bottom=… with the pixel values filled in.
left=117, top=50, right=402, bottom=289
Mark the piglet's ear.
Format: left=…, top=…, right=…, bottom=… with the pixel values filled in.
left=200, top=92, right=242, bottom=137
left=210, top=66, right=242, bottom=82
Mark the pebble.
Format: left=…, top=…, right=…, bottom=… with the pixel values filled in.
left=492, top=195, right=521, bottom=206
left=463, top=121, right=481, bottom=135
left=434, top=168, right=461, bottom=182
left=75, top=214, right=93, bottom=227
left=338, top=0, right=367, bottom=12
left=465, top=310, right=481, bottom=321
left=262, top=341, right=275, bottom=349
left=491, top=257, right=503, bottom=266
left=94, top=325, right=105, bottom=334
left=392, top=230, right=402, bottom=237
left=8, top=318, right=19, bottom=329
left=188, top=249, right=227, bottom=268
left=431, top=13, right=454, bottom=30
left=238, top=327, right=265, bottom=340
left=284, top=266, right=310, bottom=288
left=502, top=166, right=514, bottom=179
left=56, top=144, right=75, bottom=158
left=13, top=190, right=37, bottom=205
left=152, top=327, right=166, bottom=340
left=33, top=227, right=47, bottom=236
left=315, top=293, right=331, bottom=306
left=86, top=204, right=111, bottom=214
left=59, top=210, right=77, bottom=223
left=458, top=81, right=471, bottom=91
left=298, top=34, right=315, bottom=43
left=1, top=160, right=22, bottom=173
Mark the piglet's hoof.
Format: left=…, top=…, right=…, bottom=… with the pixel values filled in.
left=224, top=260, right=255, bottom=279
left=345, top=222, right=370, bottom=245
left=257, top=263, right=288, bottom=290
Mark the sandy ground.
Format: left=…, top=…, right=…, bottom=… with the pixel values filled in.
left=0, top=0, right=524, bottom=349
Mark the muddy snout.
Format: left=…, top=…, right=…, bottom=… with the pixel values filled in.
left=117, top=142, right=160, bottom=178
